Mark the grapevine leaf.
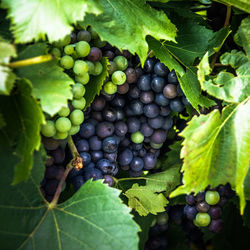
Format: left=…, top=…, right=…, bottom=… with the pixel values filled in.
left=207, top=27, right=232, bottom=55
left=234, top=16, right=250, bottom=56
left=170, top=98, right=250, bottom=214
left=16, top=43, right=74, bottom=115
left=0, top=37, right=16, bottom=95
left=84, top=57, right=109, bottom=108
left=0, top=80, right=44, bottom=184
left=81, top=0, right=177, bottom=65
left=147, top=37, right=185, bottom=76
left=164, top=17, right=214, bottom=66
left=1, top=0, right=102, bottom=43
left=0, top=151, right=140, bottom=250
left=218, top=0, right=250, bottom=13
left=201, top=50, right=250, bottom=103
left=197, top=52, right=211, bottom=84
left=125, top=183, right=168, bottom=216
left=124, top=167, right=180, bottom=216
left=179, top=67, right=216, bottom=111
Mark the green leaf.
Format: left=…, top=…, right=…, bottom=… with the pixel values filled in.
left=0, top=37, right=16, bottom=95
left=164, top=17, right=213, bottom=66
left=1, top=0, right=102, bottom=43
left=125, top=183, right=168, bottom=216
left=81, top=0, right=177, bottom=65
left=16, top=43, right=74, bottom=115
left=207, top=27, right=232, bottom=55
left=84, top=57, right=109, bottom=108
left=0, top=80, right=44, bottom=184
left=218, top=0, right=250, bottom=13
left=124, top=167, right=180, bottom=216
left=234, top=16, right=250, bottom=56
left=179, top=67, right=216, bottom=111
left=0, top=151, right=140, bottom=249
left=147, top=37, right=185, bottom=76
left=170, top=98, right=250, bottom=214
left=202, top=50, right=250, bottom=103
left=197, top=52, right=211, bottom=84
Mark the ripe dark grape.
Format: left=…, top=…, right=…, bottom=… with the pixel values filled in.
left=80, top=122, right=95, bottom=138
left=154, top=62, right=169, bottom=76
left=150, top=129, right=167, bottom=144
left=72, top=176, right=85, bottom=191
left=168, top=70, right=178, bottom=84
left=102, top=136, right=118, bottom=153
left=130, top=157, right=144, bottom=171
left=148, top=116, right=164, bottom=129
left=155, top=93, right=169, bottom=106
left=92, top=96, right=106, bottom=111
left=209, top=206, right=222, bottom=219
left=144, top=103, right=160, bottom=118
left=104, top=175, right=114, bottom=186
left=143, top=153, right=157, bottom=170
left=103, top=107, right=117, bottom=122
left=118, top=149, right=133, bottom=166
left=127, top=117, right=141, bottom=133
left=87, top=47, right=102, bottom=62
left=163, top=84, right=177, bottom=99
left=115, top=121, right=128, bottom=136
left=130, top=100, right=144, bottom=115
left=138, top=74, right=151, bottom=91
left=84, top=168, right=103, bottom=181
left=125, top=67, right=137, bottom=83
left=140, top=91, right=154, bottom=104
left=196, top=201, right=210, bottom=213
left=170, top=98, right=184, bottom=112
left=184, top=205, right=198, bottom=220
left=91, top=151, right=104, bottom=163
left=151, top=77, right=165, bottom=93
left=96, top=122, right=115, bottom=138
left=88, top=136, right=102, bottom=151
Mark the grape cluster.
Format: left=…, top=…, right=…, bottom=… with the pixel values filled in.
left=184, top=184, right=234, bottom=233
left=41, top=138, right=66, bottom=202
left=41, top=28, right=105, bottom=140
left=67, top=53, right=190, bottom=189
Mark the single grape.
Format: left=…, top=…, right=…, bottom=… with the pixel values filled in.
left=58, top=107, right=70, bottom=117
left=118, top=149, right=133, bottom=166
left=148, top=116, right=164, bottom=129
left=143, top=153, right=157, bottom=170
left=131, top=131, right=144, bottom=144
left=194, top=213, right=211, bottom=227
left=170, top=98, right=184, bottom=112
left=53, top=131, right=68, bottom=140
left=50, top=147, right=65, bottom=164
left=41, top=120, right=56, bottom=137
left=87, top=47, right=102, bottom=62
left=125, top=67, right=137, bottom=83
left=91, top=151, right=104, bottom=163
left=104, top=175, right=114, bottom=187
left=127, top=117, right=141, bottom=133
left=69, top=125, right=80, bottom=135
left=51, top=48, right=61, bottom=58
left=208, top=219, right=223, bottom=233
left=103, top=81, right=117, bottom=94
left=111, top=95, right=126, bottom=108
left=205, top=191, right=220, bottom=205
left=130, top=100, right=143, bottom=115
left=77, top=30, right=91, bottom=42
left=92, top=61, right=103, bottom=76
left=151, top=77, right=165, bottom=93
left=72, top=83, right=85, bottom=99
left=84, top=167, right=103, bottom=181
left=108, top=61, right=118, bottom=75
left=92, top=39, right=107, bottom=48
left=154, top=62, right=169, bottom=77
left=144, top=103, right=160, bottom=118
left=117, top=82, right=129, bottom=94
left=138, top=74, right=151, bottom=91
left=130, top=157, right=144, bottom=171
left=186, top=194, right=196, bottom=206
left=163, top=84, right=177, bottom=99
left=184, top=205, right=198, bottom=220
left=71, top=175, right=85, bottom=191
left=103, top=107, right=117, bottom=122
left=89, top=136, right=102, bottom=151
left=115, top=121, right=128, bottom=136
left=104, top=152, right=117, bottom=163
left=76, top=139, right=89, bottom=152
left=112, top=71, right=126, bottom=85
left=209, top=206, right=222, bottom=219
left=64, top=44, right=75, bottom=55
left=155, top=93, right=169, bottom=106
left=72, top=97, right=86, bottom=110
left=96, top=159, right=116, bottom=175
left=140, top=123, right=154, bottom=137
left=113, top=56, right=128, bottom=71
left=96, top=122, right=115, bottom=138
left=75, top=72, right=89, bottom=85
left=80, top=122, right=95, bottom=138
left=60, top=55, right=74, bottom=69
left=162, top=117, right=173, bottom=130
left=44, top=179, right=59, bottom=195
left=42, top=137, right=60, bottom=151
left=92, top=96, right=106, bottom=111
left=143, top=58, right=155, bottom=73
left=73, top=60, right=88, bottom=75
left=103, top=50, right=115, bottom=60
left=103, top=136, right=118, bottom=153
left=196, top=201, right=210, bottom=213
left=70, top=110, right=84, bottom=126
left=88, top=27, right=99, bottom=39
left=85, top=61, right=95, bottom=75
left=168, top=70, right=178, bottom=84
left=140, top=91, right=154, bottom=104
left=75, top=41, right=90, bottom=57
left=55, top=117, right=71, bottom=133
left=150, top=129, right=167, bottom=144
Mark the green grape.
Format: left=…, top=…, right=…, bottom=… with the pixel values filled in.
left=76, top=41, right=90, bottom=57
left=103, top=81, right=117, bottom=94
left=75, top=73, right=89, bottom=85
left=73, top=60, right=88, bottom=75
left=72, top=83, right=85, bottom=99
left=69, top=125, right=80, bottom=135
left=131, top=131, right=144, bottom=144
left=93, top=61, right=103, bottom=76
left=51, top=48, right=61, bottom=58
left=111, top=71, right=126, bottom=85
left=60, top=55, right=74, bottom=69
left=205, top=191, right=220, bottom=205
left=150, top=142, right=163, bottom=149
left=58, top=107, right=70, bottom=117
left=86, top=61, right=95, bottom=74
left=64, top=44, right=75, bottom=55
left=88, top=27, right=99, bottom=39
left=70, top=109, right=84, bottom=126
left=113, top=55, right=128, bottom=71
left=53, top=131, right=68, bottom=140
left=54, top=34, right=71, bottom=47
left=55, top=117, right=71, bottom=133
left=108, top=61, right=118, bottom=75
left=41, top=120, right=56, bottom=137
left=194, top=213, right=211, bottom=227
left=72, top=97, right=86, bottom=110
left=71, top=51, right=79, bottom=60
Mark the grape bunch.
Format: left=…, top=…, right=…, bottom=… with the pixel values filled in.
left=184, top=184, right=234, bottom=233
left=41, top=138, right=66, bottom=202
left=41, top=28, right=105, bottom=140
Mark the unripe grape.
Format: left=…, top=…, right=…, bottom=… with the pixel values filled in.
left=51, top=48, right=61, bottom=58
left=93, top=62, right=103, bottom=76
left=75, top=73, right=90, bottom=85
left=53, top=131, right=68, bottom=140
left=73, top=60, right=88, bottom=75
left=58, top=107, right=70, bottom=117
left=41, top=120, right=56, bottom=137
left=113, top=56, right=128, bottom=71
left=112, top=71, right=126, bottom=85
left=194, top=213, right=211, bottom=227
left=60, top=55, right=74, bottom=69
left=76, top=41, right=90, bottom=57
left=205, top=191, right=220, bottom=205
left=131, top=131, right=144, bottom=144
left=72, top=83, right=85, bottom=99
left=70, top=109, right=84, bottom=125
left=69, top=125, right=80, bottom=135
left=55, top=117, right=71, bottom=133
left=64, top=44, right=75, bottom=55
left=103, top=81, right=117, bottom=94
left=72, top=97, right=86, bottom=110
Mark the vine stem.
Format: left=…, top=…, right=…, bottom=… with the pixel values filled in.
left=210, top=5, right=231, bottom=71
left=9, top=54, right=53, bottom=68
left=49, top=136, right=82, bottom=207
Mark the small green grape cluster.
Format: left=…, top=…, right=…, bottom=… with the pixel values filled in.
left=103, top=55, right=128, bottom=95
left=41, top=28, right=105, bottom=140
